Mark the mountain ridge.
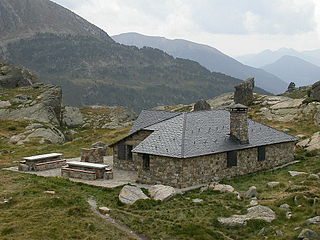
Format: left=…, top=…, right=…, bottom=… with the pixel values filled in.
left=113, top=32, right=288, bottom=94
left=262, top=55, right=320, bottom=86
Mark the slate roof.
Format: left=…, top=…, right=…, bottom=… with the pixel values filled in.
left=128, top=110, right=182, bottom=135
left=131, top=110, right=299, bottom=158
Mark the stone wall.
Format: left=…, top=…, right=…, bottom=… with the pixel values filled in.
left=230, top=108, right=249, bottom=143
left=113, top=130, right=152, bottom=171
left=137, top=142, right=295, bottom=188
left=81, top=148, right=103, bottom=163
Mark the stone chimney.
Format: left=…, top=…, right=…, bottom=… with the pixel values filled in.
left=229, top=104, right=249, bottom=144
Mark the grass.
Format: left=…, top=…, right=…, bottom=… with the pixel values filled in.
left=1, top=150, right=319, bottom=240
left=0, top=118, right=130, bottom=167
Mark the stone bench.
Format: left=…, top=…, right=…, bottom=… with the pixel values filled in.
left=19, top=153, right=63, bottom=171
left=34, top=159, right=66, bottom=171
left=61, top=168, right=97, bottom=180
left=62, top=161, right=113, bottom=180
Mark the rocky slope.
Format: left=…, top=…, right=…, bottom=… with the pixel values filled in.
left=0, top=0, right=270, bottom=111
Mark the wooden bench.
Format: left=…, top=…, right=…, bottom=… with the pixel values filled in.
left=20, top=153, right=64, bottom=171
left=62, top=161, right=112, bottom=180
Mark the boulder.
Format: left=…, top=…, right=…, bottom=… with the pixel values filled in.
left=149, top=185, right=176, bottom=201
left=306, top=132, right=320, bottom=151
left=289, top=171, right=307, bottom=177
left=309, top=81, right=320, bottom=100
left=244, top=186, right=257, bottom=198
left=193, top=99, right=211, bottom=111
left=99, top=206, right=111, bottom=214
left=234, top=77, right=254, bottom=105
left=0, top=63, right=36, bottom=89
left=279, top=204, right=291, bottom=210
left=9, top=126, right=65, bottom=145
left=0, top=100, right=11, bottom=108
left=298, top=229, right=320, bottom=239
left=287, top=82, right=296, bottom=92
left=218, top=205, right=276, bottom=227
left=306, top=216, right=320, bottom=225
left=119, top=185, right=149, bottom=205
left=192, top=198, right=203, bottom=203
left=267, top=182, right=280, bottom=188
left=62, top=106, right=84, bottom=126
left=209, top=183, right=235, bottom=193
left=308, top=174, right=320, bottom=180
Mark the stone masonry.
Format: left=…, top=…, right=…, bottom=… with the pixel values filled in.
left=113, top=130, right=152, bottom=171
left=230, top=105, right=249, bottom=144
left=81, top=148, right=104, bottom=163
left=136, top=142, right=295, bottom=188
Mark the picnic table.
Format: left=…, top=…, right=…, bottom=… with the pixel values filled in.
left=19, top=153, right=65, bottom=171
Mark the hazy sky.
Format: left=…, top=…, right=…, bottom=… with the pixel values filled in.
left=51, top=0, right=320, bottom=57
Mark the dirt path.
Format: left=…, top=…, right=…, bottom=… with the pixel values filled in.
left=87, top=199, right=149, bottom=240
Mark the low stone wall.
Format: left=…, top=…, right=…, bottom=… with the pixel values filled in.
left=137, top=142, right=295, bottom=188
left=81, top=148, right=103, bottom=163
left=61, top=168, right=97, bottom=180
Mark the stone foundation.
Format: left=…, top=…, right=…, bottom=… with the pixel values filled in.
left=81, top=148, right=103, bottom=163
left=34, top=159, right=66, bottom=171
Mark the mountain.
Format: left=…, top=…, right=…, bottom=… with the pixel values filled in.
left=237, top=48, right=320, bottom=68
left=262, top=55, right=320, bottom=86
left=0, top=0, right=270, bottom=111
left=113, top=32, right=288, bottom=94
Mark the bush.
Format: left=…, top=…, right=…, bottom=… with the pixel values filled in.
left=7, top=126, right=17, bottom=131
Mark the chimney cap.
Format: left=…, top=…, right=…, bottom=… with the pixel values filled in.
left=229, top=103, right=248, bottom=109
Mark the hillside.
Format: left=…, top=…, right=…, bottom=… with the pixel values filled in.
left=0, top=0, right=270, bottom=111
left=262, top=55, right=320, bottom=86
left=113, top=32, right=288, bottom=94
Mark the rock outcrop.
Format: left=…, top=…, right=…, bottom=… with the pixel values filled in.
left=193, top=99, right=211, bottom=111
left=297, top=132, right=320, bottom=151
left=0, top=85, right=62, bottom=125
left=218, top=205, right=276, bottom=226
left=309, top=81, right=320, bottom=100
left=0, top=62, right=36, bottom=89
left=62, top=106, right=84, bottom=126
left=234, top=77, right=254, bottom=105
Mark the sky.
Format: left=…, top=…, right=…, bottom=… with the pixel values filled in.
left=51, top=0, right=320, bottom=57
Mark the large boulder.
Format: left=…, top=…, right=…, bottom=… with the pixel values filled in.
left=148, top=185, right=176, bottom=201
left=193, top=99, right=211, bottom=111
left=62, top=106, right=84, bottom=126
left=298, top=229, right=320, bottom=239
left=119, top=185, right=149, bottom=205
left=243, top=186, right=257, bottom=198
left=234, top=77, right=254, bottom=105
left=297, top=132, right=320, bottom=151
left=9, top=125, right=65, bottom=145
left=218, top=205, right=276, bottom=226
left=309, top=81, right=320, bottom=100
left=0, top=63, right=36, bottom=89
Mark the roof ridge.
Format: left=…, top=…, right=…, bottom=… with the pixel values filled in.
left=180, top=113, right=187, bottom=158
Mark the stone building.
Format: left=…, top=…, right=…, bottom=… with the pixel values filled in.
left=110, top=105, right=298, bottom=188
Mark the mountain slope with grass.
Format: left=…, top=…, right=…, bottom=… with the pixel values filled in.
left=0, top=0, right=272, bottom=111
left=113, top=32, right=288, bottom=94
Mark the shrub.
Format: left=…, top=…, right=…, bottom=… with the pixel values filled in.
left=7, top=126, right=17, bottom=131
left=302, top=97, right=319, bottom=104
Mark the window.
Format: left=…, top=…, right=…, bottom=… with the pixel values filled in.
left=227, top=151, right=237, bottom=167
left=118, top=144, right=126, bottom=160
left=258, top=146, right=266, bottom=161
left=127, top=145, right=133, bottom=160
left=143, top=154, right=150, bottom=170
left=118, top=144, right=133, bottom=160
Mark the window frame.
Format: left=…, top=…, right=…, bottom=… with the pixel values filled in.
left=142, top=154, right=150, bottom=170
left=258, top=146, right=266, bottom=161
left=227, top=151, right=238, bottom=168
